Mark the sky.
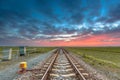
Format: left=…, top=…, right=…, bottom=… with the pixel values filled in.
left=0, top=0, right=120, bottom=46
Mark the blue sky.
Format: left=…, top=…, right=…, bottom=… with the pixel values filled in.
left=0, top=0, right=120, bottom=46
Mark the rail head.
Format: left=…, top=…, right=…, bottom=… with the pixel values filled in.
left=41, top=49, right=59, bottom=80
left=63, top=49, right=87, bottom=80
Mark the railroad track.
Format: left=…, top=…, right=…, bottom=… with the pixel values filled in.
left=16, top=48, right=96, bottom=80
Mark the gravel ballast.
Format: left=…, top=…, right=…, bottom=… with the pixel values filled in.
left=71, top=52, right=119, bottom=80
left=0, top=49, right=55, bottom=80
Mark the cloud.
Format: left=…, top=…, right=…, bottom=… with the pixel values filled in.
left=107, top=5, right=120, bottom=23
left=0, top=0, right=120, bottom=46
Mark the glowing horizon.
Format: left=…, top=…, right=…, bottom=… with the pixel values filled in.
left=0, top=0, right=120, bottom=46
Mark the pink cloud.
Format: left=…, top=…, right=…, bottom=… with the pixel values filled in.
left=22, top=32, right=120, bottom=46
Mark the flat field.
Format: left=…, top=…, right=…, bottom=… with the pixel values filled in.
left=0, top=46, right=55, bottom=70
left=66, top=47, right=120, bottom=77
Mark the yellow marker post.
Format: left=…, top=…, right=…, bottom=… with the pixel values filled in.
left=20, top=62, right=27, bottom=69
left=18, top=62, right=27, bottom=74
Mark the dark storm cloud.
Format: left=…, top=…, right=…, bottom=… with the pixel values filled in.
left=0, top=0, right=120, bottom=45
left=106, top=4, right=120, bottom=23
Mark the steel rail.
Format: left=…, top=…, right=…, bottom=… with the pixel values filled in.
left=41, top=49, right=59, bottom=80
left=63, top=49, right=86, bottom=80
left=25, top=49, right=58, bottom=72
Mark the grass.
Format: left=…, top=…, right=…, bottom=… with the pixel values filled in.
left=0, top=46, right=55, bottom=55
left=66, top=47, right=120, bottom=76
left=0, top=46, right=55, bottom=70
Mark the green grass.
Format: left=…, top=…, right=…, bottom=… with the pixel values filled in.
left=66, top=47, right=120, bottom=75
left=0, top=46, right=55, bottom=54
left=0, top=46, right=55, bottom=70
left=0, top=46, right=55, bottom=56
left=0, top=46, right=55, bottom=59
left=27, top=47, right=55, bottom=53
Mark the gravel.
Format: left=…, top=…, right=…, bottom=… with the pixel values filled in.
left=71, top=52, right=120, bottom=80
left=70, top=52, right=109, bottom=80
left=0, top=49, right=55, bottom=80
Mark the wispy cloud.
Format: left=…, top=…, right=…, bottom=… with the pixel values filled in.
left=0, top=0, right=120, bottom=46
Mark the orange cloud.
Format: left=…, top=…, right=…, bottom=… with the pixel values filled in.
left=32, top=32, right=120, bottom=46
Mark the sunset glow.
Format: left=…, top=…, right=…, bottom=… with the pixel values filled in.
left=0, top=0, right=120, bottom=46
